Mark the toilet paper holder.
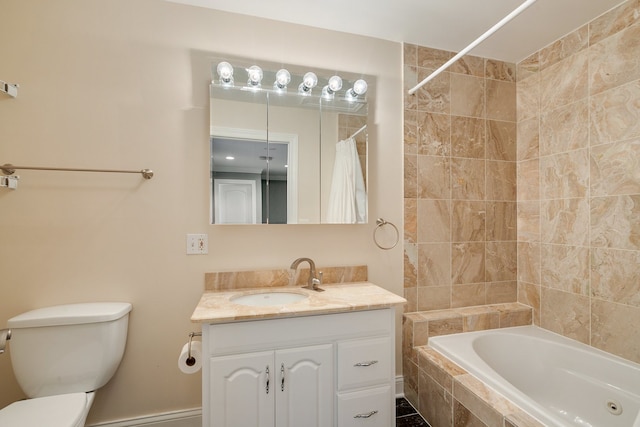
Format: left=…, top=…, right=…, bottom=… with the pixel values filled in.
left=186, top=332, right=201, bottom=366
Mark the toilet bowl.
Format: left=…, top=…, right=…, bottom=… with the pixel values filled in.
left=0, top=302, right=131, bottom=426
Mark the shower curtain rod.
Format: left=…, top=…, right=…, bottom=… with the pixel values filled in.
left=407, top=0, right=538, bottom=95
left=349, top=124, right=367, bottom=139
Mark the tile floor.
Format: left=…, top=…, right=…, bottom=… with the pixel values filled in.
left=396, top=397, right=430, bottom=426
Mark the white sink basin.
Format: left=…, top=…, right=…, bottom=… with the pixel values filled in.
left=231, top=291, right=308, bottom=307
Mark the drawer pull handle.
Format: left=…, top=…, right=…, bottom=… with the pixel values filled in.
left=281, top=363, right=285, bottom=392
left=266, top=366, right=270, bottom=394
left=354, top=360, right=378, bottom=367
left=354, top=410, right=378, bottom=419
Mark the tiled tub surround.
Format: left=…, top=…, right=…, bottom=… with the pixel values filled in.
left=429, top=326, right=640, bottom=427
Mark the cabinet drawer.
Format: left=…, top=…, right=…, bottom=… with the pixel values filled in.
left=337, top=337, right=391, bottom=391
left=337, top=386, right=392, bottom=427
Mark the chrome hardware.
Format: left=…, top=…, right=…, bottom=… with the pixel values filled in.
left=290, top=257, right=324, bottom=292
left=0, top=329, right=11, bottom=355
left=354, top=360, right=378, bottom=367
left=186, top=331, right=202, bottom=366
left=280, top=363, right=285, bottom=391
left=354, top=410, right=378, bottom=419
left=266, top=366, right=270, bottom=394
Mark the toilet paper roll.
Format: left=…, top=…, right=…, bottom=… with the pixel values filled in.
left=178, top=341, right=202, bottom=374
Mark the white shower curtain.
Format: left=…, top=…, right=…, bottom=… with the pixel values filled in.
left=326, top=137, right=366, bottom=223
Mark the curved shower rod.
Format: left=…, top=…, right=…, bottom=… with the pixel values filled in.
left=407, top=0, right=538, bottom=95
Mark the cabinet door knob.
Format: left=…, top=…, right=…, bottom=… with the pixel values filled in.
left=354, top=410, right=378, bottom=419
left=354, top=360, right=378, bottom=367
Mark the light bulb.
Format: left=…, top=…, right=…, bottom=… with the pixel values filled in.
left=298, top=72, right=318, bottom=94
left=322, top=75, right=343, bottom=99
left=274, top=69, right=291, bottom=89
left=216, top=62, right=234, bottom=85
left=247, top=65, right=263, bottom=87
left=346, top=79, right=367, bottom=100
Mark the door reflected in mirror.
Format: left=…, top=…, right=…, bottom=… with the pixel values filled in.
left=209, top=60, right=369, bottom=225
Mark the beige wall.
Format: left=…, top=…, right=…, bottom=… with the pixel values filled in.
left=0, top=0, right=403, bottom=423
left=517, top=0, right=640, bottom=362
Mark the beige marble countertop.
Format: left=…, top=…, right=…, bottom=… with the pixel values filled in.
left=191, top=282, right=406, bottom=324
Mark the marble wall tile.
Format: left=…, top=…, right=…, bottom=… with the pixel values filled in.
left=429, top=316, right=465, bottom=337
left=404, top=43, right=418, bottom=67
left=539, top=25, right=589, bottom=71
left=404, top=65, right=418, bottom=110
left=541, top=244, right=590, bottom=295
left=404, top=198, right=417, bottom=244
left=540, top=50, right=589, bottom=111
left=590, top=80, right=640, bottom=145
left=417, top=285, right=451, bottom=311
left=418, top=46, right=453, bottom=69
left=486, top=60, right=516, bottom=82
left=517, top=159, right=539, bottom=202
left=487, top=120, right=516, bottom=161
left=517, top=242, right=541, bottom=285
left=498, top=304, right=533, bottom=327
left=449, top=54, right=485, bottom=77
left=516, top=116, right=540, bottom=161
left=592, top=298, right=640, bottom=364
left=451, top=116, right=486, bottom=158
left=451, top=73, right=485, bottom=118
left=486, top=281, right=517, bottom=305
left=517, top=282, right=541, bottom=325
left=452, top=158, right=485, bottom=200
left=590, top=22, right=640, bottom=96
left=540, top=287, right=590, bottom=344
left=417, top=69, right=451, bottom=114
left=404, top=154, right=417, bottom=198
left=404, top=109, right=418, bottom=155
left=404, top=243, right=418, bottom=288
left=453, top=398, right=488, bottom=427
left=541, top=198, right=590, bottom=246
left=464, top=311, right=500, bottom=332
left=517, top=201, right=541, bottom=243
left=540, top=149, right=589, bottom=199
left=404, top=287, right=417, bottom=313
left=592, top=247, right=640, bottom=307
left=516, top=73, right=540, bottom=122
left=453, top=375, right=509, bottom=427
left=517, top=51, right=540, bottom=81
left=590, top=0, right=640, bottom=45
left=418, top=243, right=452, bottom=287
left=452, top=242, right=486, bottom=284
left=419, top=370, right=454, bottom=427
left=418, top=155, right=450, bottom=199
left=452, top=283, right=486, bottom=308
left=486, top=201, right=517, bottom=241
left=486, top=241, right=518, bottom=282
left=486, top=160, right=517, bottom=201
left=486, top=79, right=516, bottom=122
left=591, top=138, right=640, bottom=197
left=591, top=195, right=640, bottom=250
left=418, top=112, right=451, bottom=156
left=418, top=199, right=451, bottom=242
left=539, top=99, right=589, bottom=156
left=451, top=200, right=486, bottom=242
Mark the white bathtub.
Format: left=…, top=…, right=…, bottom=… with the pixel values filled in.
left=428, top=325, right=640, bottom=427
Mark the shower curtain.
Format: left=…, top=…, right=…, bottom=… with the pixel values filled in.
left=326, top=137, right=366, bottom=223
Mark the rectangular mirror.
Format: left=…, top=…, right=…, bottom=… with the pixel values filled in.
left=209, top=59, right=369, bottom=225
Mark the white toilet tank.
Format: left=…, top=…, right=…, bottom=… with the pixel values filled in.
left=7, top=302, right=132, bottom=398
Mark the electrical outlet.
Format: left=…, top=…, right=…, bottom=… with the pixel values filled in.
left=186, top=234, right=208, bottom=255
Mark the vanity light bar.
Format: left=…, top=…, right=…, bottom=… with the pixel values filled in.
left=213, top=62, right=366, bottom=100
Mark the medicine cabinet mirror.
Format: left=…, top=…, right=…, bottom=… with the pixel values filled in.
left=210, top=57, right=369, bottom=225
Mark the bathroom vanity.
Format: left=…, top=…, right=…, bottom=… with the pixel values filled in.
left=191, top=282, right=405, bottom=427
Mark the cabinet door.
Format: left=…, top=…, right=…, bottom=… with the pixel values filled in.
left=275, top=344, right=334, bottom=427
left=209, top=351, right=275, bottom=427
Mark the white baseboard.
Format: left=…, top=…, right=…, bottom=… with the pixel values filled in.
left=396, top=375, right=405, bottom=398
left=89, top=377, right=405, bottom=427
left=88, top=408, right=202, bottom=427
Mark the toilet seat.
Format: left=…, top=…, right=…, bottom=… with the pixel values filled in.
left=0, top=392, right=88, bottom=427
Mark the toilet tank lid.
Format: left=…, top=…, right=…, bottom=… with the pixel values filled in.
left=8, top=302, right=132, bottom=328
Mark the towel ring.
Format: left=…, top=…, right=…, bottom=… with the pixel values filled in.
left=373, top=218, right=399, bottom=250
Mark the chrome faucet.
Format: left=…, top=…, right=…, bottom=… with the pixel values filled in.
left=290, top=257, right=324, bottom=292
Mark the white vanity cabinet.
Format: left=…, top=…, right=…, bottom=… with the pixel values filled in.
left=201, top=308, right=396, bottom=427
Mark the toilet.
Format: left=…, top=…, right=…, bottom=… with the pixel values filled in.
left=0, top=302, right=132, bottom=427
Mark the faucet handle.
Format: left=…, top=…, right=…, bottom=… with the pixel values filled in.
left=312, top=271, right=325, bottom=292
